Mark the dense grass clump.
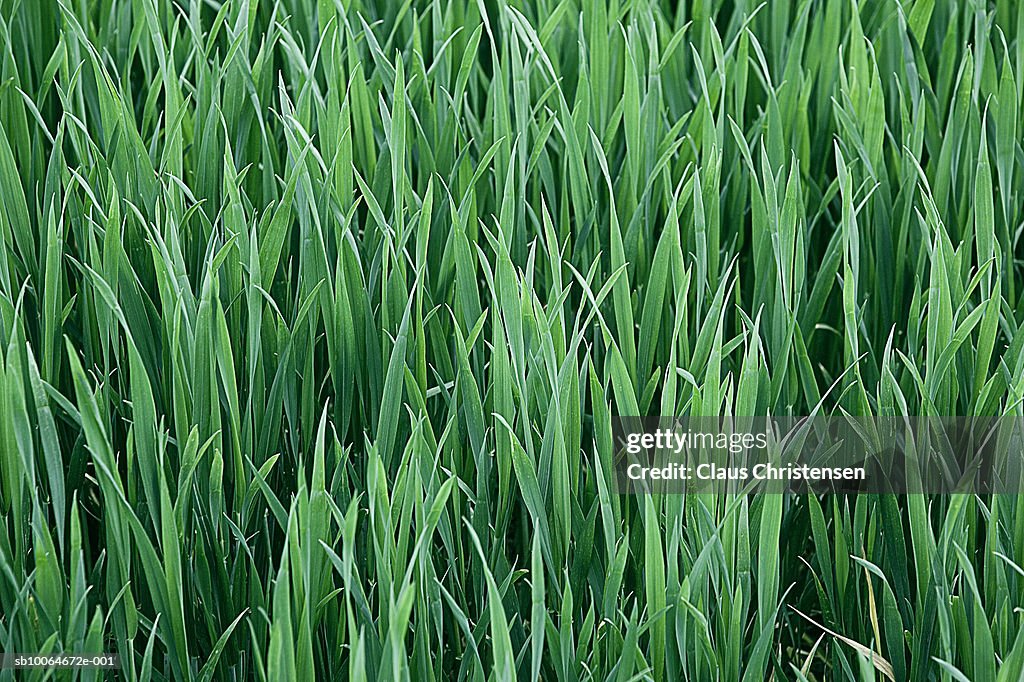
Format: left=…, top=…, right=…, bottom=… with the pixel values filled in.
left=2, top=0, right=1024, bottom=679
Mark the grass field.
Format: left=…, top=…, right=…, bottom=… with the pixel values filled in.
left=2, top=0, right=1024, bottom=679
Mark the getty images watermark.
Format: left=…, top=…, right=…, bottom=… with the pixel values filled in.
left=613, top=416, right=1024, bottom=494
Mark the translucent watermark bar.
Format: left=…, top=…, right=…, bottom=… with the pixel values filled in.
left=612, top=416, right=1024, bottom=494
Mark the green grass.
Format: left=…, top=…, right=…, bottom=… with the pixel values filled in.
left=1, top=0, right=1023, bottom=679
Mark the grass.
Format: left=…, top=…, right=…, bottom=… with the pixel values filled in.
left=1, top=0, right=1023, bottom=679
